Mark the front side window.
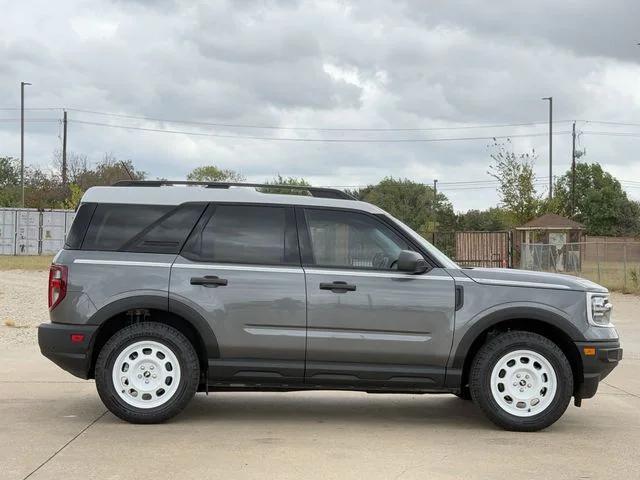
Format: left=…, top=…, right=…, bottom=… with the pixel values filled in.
left=304, top=209, right=410, bottom=270
left=183, top=205, right=294, bottom=265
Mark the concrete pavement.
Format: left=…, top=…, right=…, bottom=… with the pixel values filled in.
left=1, top=291, right=639, bottom=479
left=1, top=346, right=638, bottom=480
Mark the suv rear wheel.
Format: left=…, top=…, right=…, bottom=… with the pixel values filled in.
left=95, top=322, right=200, bottom=424
left=469, top=331, right=573, bottom=431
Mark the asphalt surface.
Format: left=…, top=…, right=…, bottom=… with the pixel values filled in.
left=1, top=293, right=639, bottom=480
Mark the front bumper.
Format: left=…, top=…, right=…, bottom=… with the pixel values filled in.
left=38, top=323, right=99, bottom=379
left=574, top=340, right=623, bottom=400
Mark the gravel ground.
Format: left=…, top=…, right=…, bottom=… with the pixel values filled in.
left=1, top=269, right=637, bottom=349
left=0, top=270, right=49, bottom=347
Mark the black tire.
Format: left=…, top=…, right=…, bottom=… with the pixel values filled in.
left=95, top=322, right=200, bottom=424
left=469, top=331, right=573, bottom=432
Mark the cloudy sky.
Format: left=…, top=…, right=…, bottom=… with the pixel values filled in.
left=1, top=0, right=639, bottom=211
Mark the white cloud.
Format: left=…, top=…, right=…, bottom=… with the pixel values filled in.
left=1, top=0, right=639, bottom=211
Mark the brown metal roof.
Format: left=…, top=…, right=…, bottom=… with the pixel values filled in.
left=516, top=213, right=584, bottom=230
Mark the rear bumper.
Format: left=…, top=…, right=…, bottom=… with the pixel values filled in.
left=574, top=340, right=623, bottom=399
left=38, top=323, right=99, bottom=379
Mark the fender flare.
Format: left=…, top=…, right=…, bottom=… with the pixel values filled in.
left=448, top=305, right=584, bottom=373
left=87, top=294, right=219, bottom=359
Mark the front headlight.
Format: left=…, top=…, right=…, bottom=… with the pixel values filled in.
left=586, top=292, right=613, bottom=327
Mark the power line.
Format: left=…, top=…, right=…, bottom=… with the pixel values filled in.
left=581, top=120, right=640, bottom=128
left=0, top=107, right=61, bottom=111
left=68, top=119, right=572, bottom=143
left=0, top=118, right=60, bottom=122
left=3, top=106, right=638, bottom=131
left=582, top=130, right=640, bottom=137
left=66, top=108, right=572, bottom=132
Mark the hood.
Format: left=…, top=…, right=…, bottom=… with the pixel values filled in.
left=461, top=268, right=608, bottom=293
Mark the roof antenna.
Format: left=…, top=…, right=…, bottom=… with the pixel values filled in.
left=120, top=161, right=134, bottom=180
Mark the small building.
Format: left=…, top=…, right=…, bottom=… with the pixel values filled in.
left=516, top=213, right=585, bottom=272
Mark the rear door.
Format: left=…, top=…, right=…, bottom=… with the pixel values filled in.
left=169, top=203, right=307, bottom=385
left=299, top=207, right=455, bottom=389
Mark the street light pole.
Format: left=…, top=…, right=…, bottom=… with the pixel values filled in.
left=20, top=81, right=32, bottom=208
left=541, top=97, right=553, bottom=200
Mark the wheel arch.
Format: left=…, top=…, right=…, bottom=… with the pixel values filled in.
left=448, top=306, right=584, bottom=394
left=87, top=295, right=219, bottom=379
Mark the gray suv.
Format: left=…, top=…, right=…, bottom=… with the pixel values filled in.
left=38, top=181, right=622, bottom=431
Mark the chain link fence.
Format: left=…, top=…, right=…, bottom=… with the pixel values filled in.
left=521, top=241, right=640, bottom=292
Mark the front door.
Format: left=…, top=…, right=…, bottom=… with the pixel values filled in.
left=299, top=207, right=455, bottom=389
left=170, top=204, right=306, bottom=385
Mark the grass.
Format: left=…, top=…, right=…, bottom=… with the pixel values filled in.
left=0, top=255, right=54, bottom=271
left=544, top=260, right=640, bottom=294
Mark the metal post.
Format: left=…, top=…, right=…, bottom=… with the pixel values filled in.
left=596, top=242, right=601, bottom=283
left=542, top=96, right=553, bottom=199
left=20, top=81, right=32, bottom=208
left=624, top=243, right=628, bottom=292
left=571, top=121, right=576, bottom=217
left=62, top=110, right=68, bottom=185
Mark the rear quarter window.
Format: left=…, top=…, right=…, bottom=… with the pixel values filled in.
left=64, top=203, right=96, bottom=250
left=81, top=203, right=205, bottom=253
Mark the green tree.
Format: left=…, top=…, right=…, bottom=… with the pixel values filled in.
left=456, top=207, right=513, bottom=231
left=354, top=177, right=456, bottom=235
left=186, top=165, right=244, bottom=182
left=260, top=174, right=311, bottom=195
left=0, top=157, right=20, bottom=206
left=24, top=167, right=66, bottom=209
left=75, top=154, right=146, bottom=189
left=61, top=183, right=85, bottom=210
left=1, top=152, right=148, bottom=209
left=552, top=162, right=640, bottom=236
left=488, top=139, right=541, bottom=224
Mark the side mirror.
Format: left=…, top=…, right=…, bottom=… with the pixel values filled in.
left=397, top=250, right=429, bottom=274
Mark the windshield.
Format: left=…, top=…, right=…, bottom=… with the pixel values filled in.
left=387, top=215, right=460, bottom=269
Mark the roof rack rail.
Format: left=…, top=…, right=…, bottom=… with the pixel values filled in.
left=112, top=180, right=357, bottom=200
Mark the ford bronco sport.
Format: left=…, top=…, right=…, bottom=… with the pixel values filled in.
left=38, top=181, right=622, bottom=431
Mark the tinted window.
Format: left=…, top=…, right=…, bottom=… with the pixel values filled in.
left=183, top=205, right=290, bottom=265
left=64, top=203, right=96, bottom=249
left=82, top=204, right=172, bottom=251
left=304, top=209, right=410, bottom=270
left=125, top=203, right=206, bottom=254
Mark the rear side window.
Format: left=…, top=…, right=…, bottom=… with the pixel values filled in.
left=82, top=203, right=204, bottom=253
left=182, top=205, right=298, bottom=265
left=64, top=203, right=96, bottom=249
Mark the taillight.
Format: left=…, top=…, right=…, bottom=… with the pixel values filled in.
left=48, top=265, right=68, bottom=310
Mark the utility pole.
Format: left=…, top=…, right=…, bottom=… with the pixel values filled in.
left=20, top=81, right=32, bottom=208
left=571, top=121, right=576, bottom=217
left=432, top=179, right=438, bottom=239
left=62, top=110, right=68, bottom=186
left=542, top=96, right=553, bottom=200
left=433, top=179, right=438, bottom=209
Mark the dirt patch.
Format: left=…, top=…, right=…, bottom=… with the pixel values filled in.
left=0, top=270, right=48, bottom=347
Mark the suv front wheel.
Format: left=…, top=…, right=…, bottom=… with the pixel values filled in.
left=469, top=331, right=573, bottom=431
left=95, top=322, right=200, bottom=424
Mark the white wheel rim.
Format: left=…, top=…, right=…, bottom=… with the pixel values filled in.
left=490, top=349, right=557, bottom=417
left=112, top=340, right=181, bottom=409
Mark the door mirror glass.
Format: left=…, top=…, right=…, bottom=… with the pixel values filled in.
left=397, top=250, right=429, bottom=274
